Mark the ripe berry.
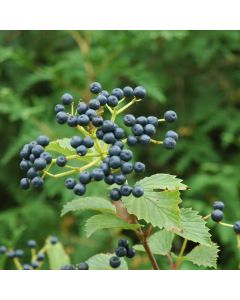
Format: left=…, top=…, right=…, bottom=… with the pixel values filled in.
left=67, top=115, right=78, bottom=127
left=109, top=156, right=122, bottom=169
left=110, top=188, right=121, bottom=201
left=56, top=111, right=68, bottom=124
left=97, top=94, right=107, bottom=106
left=211, top=209, right=224, bottom=222
left=31, top=176, right=44, bottom=188
left=78, top=114, right=90, bottom=126
left=61, top=93, right=73, bottom=105
left=86, top=109, right=97, bottom=119
left=114, top=173, right=126, bottom=185
left=164, top=137, right=176, bottom=149
left=139, top=134, right=150, bottom=144
left=147, top=116, right=158, bottom=126
left=107, top=95, right=118, bottom=107
left=132, top=185, right=144, bottom=197
left=77, top=262, right=89, bottom=270
left=126, top=247, right=136, bottom=258
left=164, top=110, right=177, bottom=122
left=103, top=132, right=116, bottom=144
left=114, top=140, right=124, bottom=149
left=54, top=104, right=65, bottom=113
left=37, top=253, right=45, bottom=261
left=136, top=116, right=148, bottom=126
left=100, top=90, right=109, bottom=97
left=65, top=178, right=76, bottom=189
left=109, top=145, right=121, bottom=156
left=32, top=261, right=39, bottom=269
left=40, top=152, right=52, bottom=164
left=29, top=154, right=36, bottom=163
left=123, top=114, right=136, bottom=127
left=96, top=128, right=104, bottom=139
left=114, top=127, right=125, bottom=139
left=127, top=135, right=138, bottom=146
left=56, top=156, right=67, bottom=167
left=89, top=99, right=100, bottom=110
left=90, top=82, right=102, bottom=94
left=111, top=88, right=124, bottom=100
left=212, top=201, right=224, bottom=211
left=100, top=162, right=110, bottom=175
left=118, top=238, right=129, bottom=248
left=233, top=221, right=240, bottom=234
left=0, top=246, right=7, bottom=254
left=20, top=147, right=31, bottom=159
left=132, top=124, right=144, bottom=136
left=120, top=184, right=132, bottom=196
left=20, top=178, right=30, bottom=189
left=32, top=145, right=44, bottom=157
left=83, top=136, right=94, bottom=148
left=109, top=256, right=121, bottom=268
left=120, top=150, right=133, bottom=162
left=121, top=162, right=134, bottom=174
left=77, top=102, right=88, bottom=114
left=92, top=116, right=103, bottom=127
left=104, top=174, right=115, bottom=185
left=123, top=86, right=134, bottom=99
left=133, top=86, right=146, bottom=99
left=134, top=162, right=146, bottom=173
left=34, top=158, right=47, bottom=170
left=7, top=251, right=16, bottom=258
left=70, top=136, right=83, bottom=148
left=76, top=145, right=87, bottom=156
left=165, top=130, right=179, bottom=141
left=27, top=168, right=39, bottom=179
left=79, top=171, right=91, bottom=184
left=50, top=236, right=58, bottom=245
left=36, top=135, right=50, bottom=147
left=102, top=120, right=115, bottom=133
left=23, top=264, right=32, bottom=270
left=144, top=124, right=156, bottom=136
left=115, top=246, right=127, bottom=257
left=27, top=240, right=37, bottom=248
left=91, top=168, right=104, bottom=181
left=73, top=183, right=86, bottom=196
left=19, top=158, right=31, bottom=170
left=15, top=249, right=24, bottom=257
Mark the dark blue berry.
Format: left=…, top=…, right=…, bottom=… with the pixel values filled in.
left=114, top=140, right=124, bottom=149
left=134, top=162, right=145, bottom=173
left=132, top=185, right=144, bottom=197
left=83, top=136, right=94, bottom=148
left=139, top=134, right=150, bottom=144
left=114, top=127, right=125, bottom=139
left=100, top=163, right=110, bottom=175
left=120, top=150, right=133, bottom=162
left=89, top=99, right=100, bottom=110
left=36, top=135, right=50, bottom=147
left=144, top=124, right=156, bottom=136
left=27, top=168, right=39, bottom=179
left=27, top=240, right=37, bottom=248
left=23, top=264, right=32, bottom=270
left=79, top=171, right=91, bottom=184
left=127, top=135, right=138, bottom=146
left=103, top=132, right=116, bottom=144
left=20, top=178, right=30, bottom=189
left=165, top=130, right=179, bottom=141
left=107, top=95, right=118, bottom=107
left=109, top=146, right=121, bottom=156
left=86, top=109, right=97, bottom=119
left=97, top=94, right=108, bottom=106
left=20, top=160, right=31, bottom=171
left=212, top=201, right=224, bottom=211
left=111, top=88, right=124, bottom=100
left=102, top=120, right=115, bottom=133
left=29, top=154, right=36, bottom=163
left=164, top=137, right=176, bottom=149
left=164, top=110, right=177, bottom=122
left=31, top=176, right=44, bottom=188
left=90, top=82, right=102, bottom=94
left=104, top=174, right=115, bottom=185
left=0, top=246, right=7, bottom=254
left=33, top=158, right=47, bottom=170
left=77, top=102, right=88, bottom=114
left=70, top=136, right=83, bottom=148
left=15, top=249, right=24, bottom=257
left=147, top=116, right=158, bottom=127
left=109, top=256, right=121, bottom=268
left=114, top=173, right=126, bottom=185
left=115, top=246, right=127, bottom=257
left=121, top=162, right=133, bottom=174
left=133, top=86, right=146, bottom=99
left=123, top=114, right=136, bottom=127
left=56, top=156, right=67, bottom=167
left=20, top=147, right=31, bottom=159
left=123, top=86, right=134, bottom=99
left=109, top=156, right=122, bottom=169
left=56, top=111, right=68, bottom=124
left=233, top=221, right=240, bottom=234
left=65, top=178, right=76, bottom=189
left=76, top=145, right=87, bottom=156
left=126, top=247, right=136, bottom=258
left=61, top=93, right=73, bottom=105
left=54, top=104, right=65, bottom=113
left=50, top=236, right=58, bottom=245
left=32, top=261, right=39, bottom=269
left=40, top=152, right=52, bottom=164
left=132, top=124, right=144, bottom=136
left=92, top=116, right=103, bottom=127
left=96, top=128, right=104, bottom=139
left=110, top=188, right=121, bottom=201
left=211, top=209, right=224, bottom=222
left=91, top=168, right=104, bottom=181
left=78, top=114, right=90, bottom=126
left=100, top=90, right=109, bottom=97
left=32, top=145, right=44, bottom=157
left=136, top=116, right=147, bottom=126
left=67, top=115, right=78, bottom=127
left=118, top=239, right=129, bottom=248
left=77, top=262, right=89, bottom=270
left=37, top=253, right=45, bottom=261
left=120, top=184, right=132, bottom=196
left=73, top=183, right=86, bottom=196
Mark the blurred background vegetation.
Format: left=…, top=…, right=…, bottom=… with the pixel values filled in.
left=0, top=30, right=240, bottom=270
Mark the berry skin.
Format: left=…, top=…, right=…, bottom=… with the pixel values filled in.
left=100, top=162, right=110, bottom=175
left=100, top=90, right=109, bottom=98
left=107, top=95, right=118, bottom=107
left=40, top=152, right=52, bottom=164
left=97, top=94, right=107, bottom=106
left=126, top=247, right=136, bottom=258
left=127, top=135, right=138, bottom=146
left=92, top=116, right=103, bottom=127
left=20, top=160, right=31, bottom=171
left=56, top=156, right=67, bottom=167
left=61, top=93, right=73, bottom=105
left=114, top=173, right=126, bottom=185
left=32, top=145, right=44, bottom=157
left=37, top=253, right=45, bottom=261
left=56, top=111, right=68, bottom=124
left=103, top=132, right=116, bottom=144
left=33, top=158, right=47, bottom=170
left=20, top=178, right=30, bottom=189
left=114, top=127, right=125, bottom=140
left=76, top=145, right=87, bottom=156
left=36, top=135, right=50, bottom=147
left=77, top=102, right=88, bottom=114
left=89, top=99, right=100, bottom=110
left=27, top=168, right=39, bottom=179
left=109, top=256, right=121, bottom=268
left=134, top=162, right=146, bottom=173
left=212, top=201, right=224, bottom=211
left=120, top=184, right=132, bottom=196
left=121, top=162, right=134, bottom=174
left=70, top=136, right=83, bottom=148
left=139, top=134, right=151, bottom=144
left=77, top=262, right=89, bottom=270
left=109, top=156, right=122, bottom=169
left=23, top=264, right=32, bottom=270
left=133, top=86, right=146, bottom=99
left=147, top=116, right=158, bottom=127
left=83, top=136, right=94, bottom=148
left=164, top=137, right=176, bottom=149
left=136, top=116, right=148, bottom=126
left=90, top=82, right=102, bottom=94
left=0, top=246, right=7, bottom=254
left=32, top=261, right=39, bottom=269
left=132, top=124, right=144, bottom=136
left=104, top=174, right=115, bottom=185
left=118, top=238, right=129, bottom=248
left=164, top=110, right=177, bottom=122
left=65, top=178, right=76, bottom=189
left=144, top=124, right=156, bottom=136
left=31, top=176, right=44, bottom=188
left=110, top=188, right=121, bottom=201
left=123, top=86, right=134, bottom=99
left=67, top=115, right=78, bottom=127
left=233, top=221, right=240, bottom=234
left=54, top=104, right=65, bottom=113
left=132, top=185, right=144, bottom=197
left=20, top=146, right=31, bottom=159
left=86, top=109, right=97, bottom=119
left=91, top=168, right=104, bottom=181
left=50, top=236, right=58, bottom=245
left=7, top=251, right=16, bottom=259
left=79, top=171, right=91, bottom=184
left=102, top=120, right=115, bottom=133
left=123, top=114, right=136, bottom=127
left=211, top=209, right=224, bottom=222
left=29, top=154, right=36, bottom=163
left=111, top=88, right=124, bottom=100
left=27, top=240, right=37, bottom=248
left=15, top=249, right=24, bottom=257
left=115, top=246, right=127, bottom=257
left=109, top=145, right=122, bottom=156
left=114, top=140, right=124, bottom=149
left=165, top=130, right=179, bottom=141
left=120, top=149, right=133, bottom=162
left=73, top=183, right=86, bottom=196
left=96, top=129, right=104, bottom=139
left=78, top=114, right=90, bottom=126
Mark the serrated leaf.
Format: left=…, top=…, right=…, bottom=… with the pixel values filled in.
left=134, top=229, right=174, bottom=255
left=61, top=197, right=116, bottom=216
left=172, top=208, right=211, bottom=246
left=123, top=190, right=182, bottom=231
left=85, top=213, right=141, bottom=238
left=86, top=253, right=128, bottom=270
left=45, top=138, right=76, bottom=156
left=46, top=240, right=70, bottom=270
left=184, top=243, right=219, bottom=269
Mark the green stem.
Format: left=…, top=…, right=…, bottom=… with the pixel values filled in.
left=175, top=239, right=188, bottom=269
left=219, top=222, right=234, bottom=228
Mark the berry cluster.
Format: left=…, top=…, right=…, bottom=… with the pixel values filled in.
left=211, top=201, right=224, bottom=222
left=60, top=262, right=89, bottom=270
left=109, top=238, right=136, bottom=269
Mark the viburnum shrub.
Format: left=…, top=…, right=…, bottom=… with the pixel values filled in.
left=9, top=82, right=240, bottom=270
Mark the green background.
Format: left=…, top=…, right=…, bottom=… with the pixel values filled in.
left=0, top=30, right=240, bottom=269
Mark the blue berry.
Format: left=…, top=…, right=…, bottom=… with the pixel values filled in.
left=37, top=253, right=45, bottom=261
left=77, top=262, right=89, bottom=270
left=114, top=127, right=125, bottom=139
left=54, top=104, right=65, bottom=113
left=78, top=114, right=90, bottom=126
left=31, top=176, right=44, bottom=188
left=104, top=174, right=115, bottom=185
left=147, top=116, right=158, bottom=126
left=67, top=115, right=78, bottom=127
left=56, top=111, right=68, bottom=124
left=123, top=114, right=136, bottom=127
left=121, top=162, right=134, bottom=174
left=20, top=147, right=31, bottom=159
left=23, top=264, right=32, bottom=270
left=32, top=261, right=39, bottom=269
left=73, top=183, right=86, bottom=196
left=123, top=86, right=134, bottom=99
left=164, top=137, right=176, bottom=149
left=100, top=163, right=110, bottom=175
left=50, top=236, right=58, bottom=245
left=109, top=256, right=121, bottom=268
left=32, top=145, right=44, bottom=157
left=7, top=251, right=16, bottom=258
left=132, top=185, right=144, bottom=197
left=70, top=136, right=83, bottom=148
left=107, top=95, right=118, bottom=107
left=114, top=173, right=126, bottom=185
left=164, top=110, right=177, bottom=122
left=110, top=188, right=121, bottom=201
left=109, top=156, right=122, bottom=169
left=96, top=128, right=104, bottom=139
left=233, top=221, right=240, bottom=234
left=79, top=171, right=91, bottom=184
left=103, top=132, right=116, bottom=144
left=89, top=99, right=100, bottom=110
left=61, top=93, right=73, bottom=105
left=27, top=168, right=39, bottom=179
left=132, top=124, right=144, bottom=136
left=136, top=116, right=147, bottom=126
left=33, top=158, right=47, bottom=170
left=111, top=88, right=124, bottom=100
left=109, top=146, right=122, bottom=156
left=118, top=238, right=129, bottom=248
left=91, top=168, right=104, bottom=181
left=92, top=116, right=103, bottom=127
left=83, top=136, right=94, bottom=148
left=27, top=240, right=37, bottom=248
left=100, top=90, right=109, bottom=97
left=77, top=102, right=88, bottom=114
left=15, top=249, right=24, bottom=257
left=114, top=140, right=124, bottom=149
left=144, top=124, right=156, bottom=136
left=211, top=209, right=224, bottom=222
left=90, top=82, right=102, bottom=94
left=29, top=154, right=36, bottom=163
left=20, top=160, right=31, bottom=171
left=86, top=109, right=97, bottom=119
left=120, top=184, right=132, bottom=196
left=56, top=156, right=67, bottom=167
left=213, top=201, right=224, bottom=211
left=36, top=135, right=50, bottom=147
left=134, top=162, right=145, bottom=173
left=127, top=135, right=138, bottom=146
left=0, top=246, right=7, bottom=254
left=102, top=120, right=115, bottom=133
left=139, top=134, right=150, bottom=144
left=133, top=86, right=146, bottom=99
left=120, top=150, right=133, bottom=162
left=65, top=178, right=76, bottom=189
left=165, top=130, right=179, bottom=141
left=97, top=94, right=107, bottom=106
left=76, top=145, right=87, bottom=156
left=40, top=152, right=52, bottom=164
left=20, top=178, right=30, bottom=189
left=126, top=247, right=136, bottom=258
left=115, top=246, right=127, bottom=257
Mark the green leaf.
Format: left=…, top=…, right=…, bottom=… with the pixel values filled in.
left=123, top=190, right=182, bottom=231
left=184, top=243, right=219, bottom=269
left=85, top=213, right=141, bottom=238
left=46, top=240, right=70, bottom=270
left=86, top=253, right=128, bottom=270
left=134, top=229, right=174, bottom=255
left=172, top=208, right=212, bottom=246
left=61, top=197, right=116, bottom=216
left=45, top=138, right=76, bottom=156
